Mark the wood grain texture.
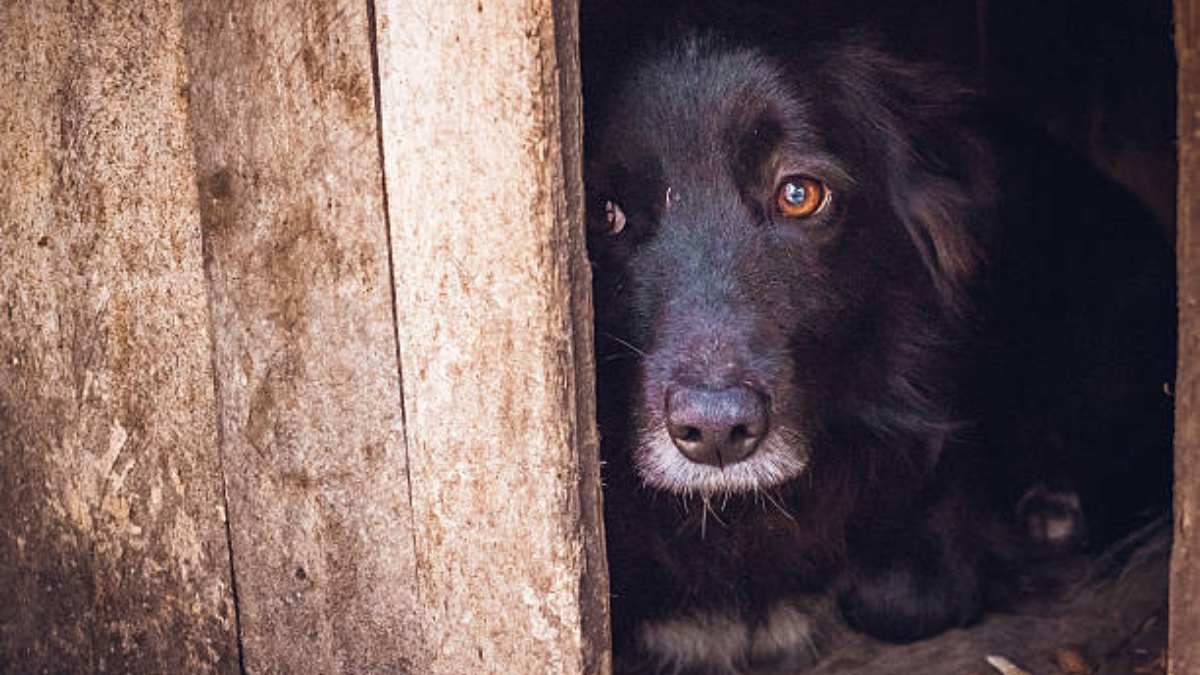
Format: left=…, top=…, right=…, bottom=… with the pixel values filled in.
left=552, top=3, right=614, bottom=673
left=374, top=0, right=611, bottom=672
left=181, top=2, right=420, bottom=672
left=0, top=2, right=238, bottom=671
left=1173, top=1, right=1200, bottom=673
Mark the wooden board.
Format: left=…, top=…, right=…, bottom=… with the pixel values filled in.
left=1, top=1, right=608, bottom=671
left=180, top=2, right=420, bottom=672
left=373, top=0, right=611, bottom=672
left=1173, top=1, right=1200, bottom=673
left=0, top=2, right=238, bottom=671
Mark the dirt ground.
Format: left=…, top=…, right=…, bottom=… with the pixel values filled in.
left=805, top=520, right=1170, bottom=675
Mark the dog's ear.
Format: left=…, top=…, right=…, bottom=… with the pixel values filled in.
left=827, top=45, right=997, bottom=313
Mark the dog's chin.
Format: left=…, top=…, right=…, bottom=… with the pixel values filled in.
left=634, top=427, right=810, bottom=497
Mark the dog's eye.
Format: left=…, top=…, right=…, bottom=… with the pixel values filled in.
left=775, top=176, right=830, bottom=219
left=598, top=199, right=627, bottom=236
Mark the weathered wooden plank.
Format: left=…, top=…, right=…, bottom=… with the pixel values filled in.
left=374, top=0, right=610, bottom=673
left=553, top=3, right=614, bottom=672
left=1173, top=1, right=1200, bottom=674
left=180, top=2, right=420, bottom=672
left=0, top=2, right=238, bottom=672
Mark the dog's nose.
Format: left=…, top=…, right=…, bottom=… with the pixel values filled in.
left=666, top=386, right=768, bottom=467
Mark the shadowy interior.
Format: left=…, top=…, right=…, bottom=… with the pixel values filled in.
left=580, top=1, right=1176, bottom=672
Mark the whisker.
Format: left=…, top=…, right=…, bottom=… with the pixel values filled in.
left=601, top=331, right=647, bottom=357
left=762, top=488, right=796, bottom=522
left=705, top=497, right=728, bottom=528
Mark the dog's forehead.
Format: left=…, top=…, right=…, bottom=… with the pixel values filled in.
left=604, top=45, right=818, bottom=168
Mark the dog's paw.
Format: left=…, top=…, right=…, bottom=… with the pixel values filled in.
left=747, top=602, right=822, bottom=673
left=632, top=603, right=823, bottom=675
left=1016, top=483, right=1088, bottom=553
left=838, top=550, right=982, bottom=643
left=637, top=610, right=751, bottom=674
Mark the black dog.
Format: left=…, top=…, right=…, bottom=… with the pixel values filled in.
left=586, top=34, right=1174, bottom=673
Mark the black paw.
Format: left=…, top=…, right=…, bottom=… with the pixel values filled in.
left=1016, top=483, right=1088, bottom=554
left=838, top=555, right=981, bottom=643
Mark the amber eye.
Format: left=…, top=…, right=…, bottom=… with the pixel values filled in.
left=774, top=176, right=830, bottom=219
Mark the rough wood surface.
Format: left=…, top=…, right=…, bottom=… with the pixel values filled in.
left=553, top=2, right=615, bottom=672
left=181, top=2, right=420, bottom=672
left=0, top=2, right=238, bottom=671
left=374, top=0, right=611, bottom=672
left=1173, top=2, right=1200, bottom=674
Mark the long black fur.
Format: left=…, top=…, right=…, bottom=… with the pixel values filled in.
left=585, top=28, right=1174, bottom=673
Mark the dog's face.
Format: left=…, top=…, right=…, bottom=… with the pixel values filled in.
left=587, top=41, right=991, bottom=497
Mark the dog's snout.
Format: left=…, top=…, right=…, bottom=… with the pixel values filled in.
left=666, top=386, right=769, bottom=467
